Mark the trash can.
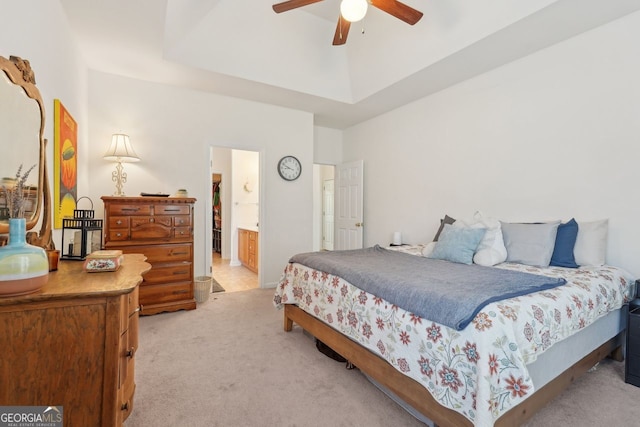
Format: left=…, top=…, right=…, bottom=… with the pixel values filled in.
left=194, top=276, right=212, bottom=304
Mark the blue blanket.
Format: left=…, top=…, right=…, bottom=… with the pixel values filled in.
left=290, top=245, right=566, bottom=330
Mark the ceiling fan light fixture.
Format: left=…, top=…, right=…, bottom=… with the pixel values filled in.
left=340, top=0, right=368, bottom=23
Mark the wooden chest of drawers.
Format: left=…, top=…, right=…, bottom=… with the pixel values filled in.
left=102, top=196, right=197, bottom=315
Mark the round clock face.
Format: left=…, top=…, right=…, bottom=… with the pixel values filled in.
left=277, top=156, right=302, bottom=181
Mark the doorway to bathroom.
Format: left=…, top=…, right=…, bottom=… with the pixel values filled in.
left=210, top=147, right=259, bottom=292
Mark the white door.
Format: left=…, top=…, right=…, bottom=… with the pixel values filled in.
left=335, top=160, right=364, bottom=250
left=322, top=179, right=334, bottom=250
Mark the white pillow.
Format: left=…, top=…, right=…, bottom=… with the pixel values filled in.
left=453, top=211, right=507, bottom=266
left=421, top=241, right=436, bottom=257
left=574, top=219, right=608, bottom=266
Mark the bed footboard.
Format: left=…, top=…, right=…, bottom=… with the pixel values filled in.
left=283, top=304, right=623, bottom=427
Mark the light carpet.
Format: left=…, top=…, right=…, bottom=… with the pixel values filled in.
left=125, top=289, right=640, bottom=426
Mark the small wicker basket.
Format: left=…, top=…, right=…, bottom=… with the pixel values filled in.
left=194, top=276, right=212, bottom=303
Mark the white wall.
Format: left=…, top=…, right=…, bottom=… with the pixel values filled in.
left=343, top=11, right=640, bottom=276
left=86, top=71, right=314, bottom=287
left=0, top=2, right=89, bottom=250
left=314, top=126, right=343, bottom=165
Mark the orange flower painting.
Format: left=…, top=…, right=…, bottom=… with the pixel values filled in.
left=54, top=99, right=77, bottom=228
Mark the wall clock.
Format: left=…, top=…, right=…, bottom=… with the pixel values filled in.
left=277, top=155, right=301, bottom=181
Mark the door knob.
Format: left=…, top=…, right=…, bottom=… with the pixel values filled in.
left=355, top=222, right=363, bottom=227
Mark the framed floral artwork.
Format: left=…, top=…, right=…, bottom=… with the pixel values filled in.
left=53, top=99, right=77, bottom=229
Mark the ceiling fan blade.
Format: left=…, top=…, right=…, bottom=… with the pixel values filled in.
left=332, top=15, right=351, bottom=45
left=272, top=0, right=323, bottom=14
left=370, top=0, right=423, bottom=25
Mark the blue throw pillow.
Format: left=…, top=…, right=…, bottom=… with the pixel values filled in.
left=429, top=224, right=486, bottom=265
left=550, top=218, right=579, bottom=268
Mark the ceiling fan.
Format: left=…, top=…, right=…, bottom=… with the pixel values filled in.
left=272, top=0, right=423, bottom=46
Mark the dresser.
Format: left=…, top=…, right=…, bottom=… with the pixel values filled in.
left=0, top=254, right=149, bottom=426
left=238, top=227, right=258, bottom=273
left=102, top=196, right=197, bottom=315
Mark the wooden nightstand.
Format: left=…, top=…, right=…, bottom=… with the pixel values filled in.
left=626, top=296, right=640, bottom=387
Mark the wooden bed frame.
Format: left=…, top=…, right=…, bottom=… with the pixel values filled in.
left=284, top=304, right=624, bottom=427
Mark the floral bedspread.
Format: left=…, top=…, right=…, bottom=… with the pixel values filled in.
left=273, top=246, right=635, bottom=426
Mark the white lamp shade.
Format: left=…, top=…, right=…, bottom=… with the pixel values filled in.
left=103, top=134, right=140, bottom=162
left=340, top=0, right=368, bottom=22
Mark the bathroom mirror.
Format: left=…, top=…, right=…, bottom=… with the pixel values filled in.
left=0, top=55, right=53, bottom=249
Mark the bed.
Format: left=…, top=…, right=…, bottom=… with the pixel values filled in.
left=273, top=234, right=635, bottom=427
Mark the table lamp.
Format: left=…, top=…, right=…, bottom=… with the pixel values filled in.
left=103, top=133, right=140, bottom=196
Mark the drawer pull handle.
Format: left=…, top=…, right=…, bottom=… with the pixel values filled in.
left=116, top=232, right=122, bottom=237
left=121, top=208, right=140, bottom=212
left=173, top=270, right=188, bottom=275
left=125, top=347, right=136, bottom=358
left=171, top=251, right=188, bottom=256
left=116, top=220, right=123, bottom=225
left=164, top=209, right=181, bottom=212
left=173, top=289, right=189, bottom=294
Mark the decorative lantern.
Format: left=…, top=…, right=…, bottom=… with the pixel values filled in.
left=61, top=197, right=103, bottom=260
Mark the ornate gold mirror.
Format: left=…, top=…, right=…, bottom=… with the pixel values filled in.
left=0, top=55, right=53, bottom=249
